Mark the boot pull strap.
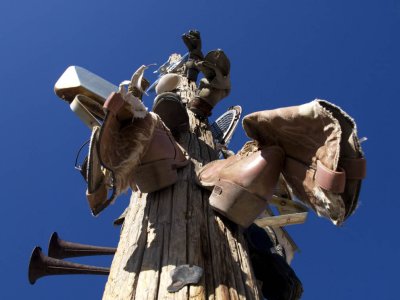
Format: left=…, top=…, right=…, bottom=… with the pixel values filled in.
left=339, top=157, right=367, bottom=180
left=103, top=92, right=124, bottom=115
left=286, top=157, right=365, bottom=194
left=285, top=158, right=346, bottom=194
left=315, top=161, right=346, bottom=194
left=315, top=157, right=367, bottom=193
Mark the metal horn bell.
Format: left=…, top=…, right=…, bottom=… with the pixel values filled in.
left=48, top=232, right=116, bottom=259
left=28, top=246, right=110, bottom=285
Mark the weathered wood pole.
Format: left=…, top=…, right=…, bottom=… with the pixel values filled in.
left=103, top=54, right=262, bottom=300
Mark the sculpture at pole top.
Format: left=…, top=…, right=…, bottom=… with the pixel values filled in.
left=40, top=29, right=367, bottom=299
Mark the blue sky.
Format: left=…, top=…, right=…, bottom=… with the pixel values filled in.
left=1, top=0, right=399, bottom=299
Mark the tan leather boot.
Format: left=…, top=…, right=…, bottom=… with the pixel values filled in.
left=196, top=154, right=241, bottom=191
left=204, top=146, right=284, bottom=228
left=196, top=140, right=259, bottom=190
left=242, top=99, right=366, bottom=225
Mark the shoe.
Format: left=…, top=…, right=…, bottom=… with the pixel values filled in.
left=152, top=92, right=189, bottom=136
left=198, top=146, right=285, bottom=227
left=188, top=86, right=229, bottom=118
left=188, top=50, right=231, bottom=117
left=195, top=140, right=260, bottom=190
left=196, top=155, right=241, bottom=191
left=242, top=99, right=366, bottom=225
left=132, top=116, right=189, bottom=193
left=86, top=91, right=189, bottom=215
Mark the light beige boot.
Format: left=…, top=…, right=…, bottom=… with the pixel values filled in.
left=242, top=99, right=366, bottom=225
left=199, top=146, right=285, bottom=228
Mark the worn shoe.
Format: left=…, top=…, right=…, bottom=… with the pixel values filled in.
left=86, top=92, right=157, bottom=215
left=86, top=91, right=189, bottom=215
left=152, top=92, right=189, bottom=136
left=198, top=146, right=284, bottom=227
left=132, top=116, right=189, bottom=193
left=242, top=99, right=366, bottom=225
left=188, top=49, right=231, bottom=117
left=196, top=155, right=241, bottom=191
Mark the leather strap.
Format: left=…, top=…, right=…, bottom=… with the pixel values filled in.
left=315, top=161, right=346, bottom=194
left=285, top=158, right=345, bottom=193
left=340, top=157, right=367, bottom=179
left=103, top=92, right=124, bottom=115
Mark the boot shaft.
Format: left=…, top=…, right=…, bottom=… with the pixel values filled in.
left=242, top=99, right=366, bottom=225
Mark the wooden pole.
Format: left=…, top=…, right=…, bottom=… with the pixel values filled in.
left=102, top=55, right=262, bottom=300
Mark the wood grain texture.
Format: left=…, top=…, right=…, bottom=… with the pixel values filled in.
left=103, top=75, right=261, bottom=300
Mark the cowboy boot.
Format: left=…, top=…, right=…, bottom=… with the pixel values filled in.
left=86, top=92, right=158, bottom=215
left=196, top=141, right=259, bottom=190
left=132, top=117, right=189, bottom=193
left=87, top=91, right=190, bottom=215
left=242, top=99, right=366, bottom=225
left=100, top=92, right=189, bottom=191
left=188, top=49, right=231, bottom=117
left=196, top=154, right=241, bottom=191
left=202, top=146, right=284, bottom=228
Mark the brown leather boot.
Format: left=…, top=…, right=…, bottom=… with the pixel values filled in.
left=200, top=146, right=284, bottom=228
left=86, top=92, right=189, bottom=215
left=242, top=99, right=366, bottom=225
left=132, top=117, right=189, bottom=193
left=188, top=50, right=231, bottom=117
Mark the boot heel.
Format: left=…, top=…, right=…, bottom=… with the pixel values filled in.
left=209, top=180, right=268, bottom=228
left=133, top=159, right=179, bottom=193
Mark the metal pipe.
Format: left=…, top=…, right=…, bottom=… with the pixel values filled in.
left=48, top=232, right=116, bottom=259
left=28, top=246, right=110, bottom=285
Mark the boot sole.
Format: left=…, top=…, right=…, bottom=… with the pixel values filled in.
left=209, top=179, right=268, bottom=228
left=153, top=93, right=189, bottom=134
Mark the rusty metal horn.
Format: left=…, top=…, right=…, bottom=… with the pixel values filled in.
left=48, top=232, right=116, bottom=259
left=28, top=246, right=110, bottom=285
